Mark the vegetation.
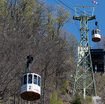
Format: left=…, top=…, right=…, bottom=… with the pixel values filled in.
left=0, top=0, right=78, bottom=103
left=71, top=95, right=81, bottom=104
left=50, top=91, right=63, bottom=104
left=0, top=0, right=104, bottom=104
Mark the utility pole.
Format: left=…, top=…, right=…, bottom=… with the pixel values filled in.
left=73, top=7, right=96, bottom=99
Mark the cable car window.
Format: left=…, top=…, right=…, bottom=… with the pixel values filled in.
left=97, top=30, right=100, bottom=34
left=95, top=30, right=97, bottom=34
left=38, top=76, right=40, bottom=86
left=21, top=77, right=24, bottom=85
left=24, top=75, right=27, bottom=85
left=34, top=75, right=37, bottom=84
left=92, top=30, right=94, bottom=34
left=28, top=74, right=32, bottom=84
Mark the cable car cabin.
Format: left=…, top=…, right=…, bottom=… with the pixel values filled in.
left=92, top=29, right=101, bottom=42
left=21, top=73, right=41, bottom=101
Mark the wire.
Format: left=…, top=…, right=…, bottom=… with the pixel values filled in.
left=55, top=0, right=95, bottom=16
left=50, top=0, right=96, bottom=37
left=47, top=0, right=81, bottom=34
left=54, top=0, right=87, bottom=28
left=55, top=0, right=81, bottom=32
left=66, top=0, right=93, bottom=16
left=55, top=0, right=80, bottom=15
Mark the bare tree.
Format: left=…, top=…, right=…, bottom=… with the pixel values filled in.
left=0, top=0, right=78, bottom=104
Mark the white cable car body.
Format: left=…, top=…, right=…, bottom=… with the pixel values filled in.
left=21, top=73, right=41, bottom=101
left=92, top=29, right=101, bottom=42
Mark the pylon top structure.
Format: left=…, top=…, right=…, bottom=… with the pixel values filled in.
left=73, top=7, right=96, bottom=99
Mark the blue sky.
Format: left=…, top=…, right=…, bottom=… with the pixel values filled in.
left=46, top=0, right=105, bottom=47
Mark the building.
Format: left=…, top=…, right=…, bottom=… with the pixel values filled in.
left=91, top=49, right=105, bottom=73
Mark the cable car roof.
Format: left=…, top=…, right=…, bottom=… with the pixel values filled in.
left=22, top=72, right=41, bottom=77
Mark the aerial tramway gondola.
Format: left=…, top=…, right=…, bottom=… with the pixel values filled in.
left=20, top=55, right=41, bottom=101
left=92, top=21, right=101, bottom=42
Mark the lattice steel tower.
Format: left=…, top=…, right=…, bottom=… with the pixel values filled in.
left=73, top=7, right=96, bottom=99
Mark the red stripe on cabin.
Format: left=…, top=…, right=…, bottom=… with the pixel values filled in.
left=21, top=91, right=40, bottom=95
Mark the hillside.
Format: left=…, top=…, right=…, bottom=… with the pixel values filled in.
left=0, top=0, right=78, bottom=104
left=0, top=0, right=105, bottom=104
